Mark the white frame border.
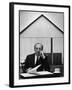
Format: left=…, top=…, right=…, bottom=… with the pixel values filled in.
left=13, top=3, right=70, bottom=86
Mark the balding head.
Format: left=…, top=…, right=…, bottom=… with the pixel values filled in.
left=34, top=43, right=43, bottom=56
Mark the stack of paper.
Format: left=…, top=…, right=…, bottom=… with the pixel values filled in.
left=20, top=64, right=53, bottom=77
left=21, top=71, right=53, bottom=77
left=33, top=71, right=53, bottom=75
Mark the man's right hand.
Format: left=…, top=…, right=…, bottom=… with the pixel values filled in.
left=26, top=68, right=32, bottom=73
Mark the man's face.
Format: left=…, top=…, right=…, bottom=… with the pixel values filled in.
left=34, top=44, right=43, bottom=56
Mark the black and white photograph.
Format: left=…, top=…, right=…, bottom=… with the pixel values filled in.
left=9, top=2, right=70, bottom=87
left=19, top=11, right=64, bottom=79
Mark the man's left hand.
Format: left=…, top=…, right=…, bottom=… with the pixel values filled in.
left=40, top=51, right=45, bottom=59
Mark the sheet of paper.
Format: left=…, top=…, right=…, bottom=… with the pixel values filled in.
left=21, top=73, right=37, bottom=77
left=34, top=71, right=53, bottom=75
left=27, top=64, right=41, bottom=73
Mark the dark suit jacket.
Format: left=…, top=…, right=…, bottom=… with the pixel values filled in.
left=23, top=53, right=50, bottom=73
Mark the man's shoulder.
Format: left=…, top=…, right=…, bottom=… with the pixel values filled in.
left=27, top=53, right=35, bottom=58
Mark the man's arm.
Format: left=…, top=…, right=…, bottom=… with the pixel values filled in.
left=43, top=55, right=50, bottom=72
left=40, top=53, right=50, bottom=72
left=23, top=56, right=31, bottom=73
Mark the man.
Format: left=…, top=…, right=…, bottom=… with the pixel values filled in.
left=23, top=43, right=50, bottom=73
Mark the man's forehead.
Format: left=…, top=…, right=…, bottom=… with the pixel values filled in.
left=35, top=44, right=42, bottom=48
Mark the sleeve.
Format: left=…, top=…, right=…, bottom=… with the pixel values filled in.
left=43, top=56, right=50, bottom=72
left=23, top=56, right=30, bottom=73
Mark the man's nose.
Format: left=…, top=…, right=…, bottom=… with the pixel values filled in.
left=37, top=48, right=40, bottom=52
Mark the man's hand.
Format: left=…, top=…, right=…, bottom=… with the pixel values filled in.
left=40, top=51, right=45, bottom=59
left=26, top=68, right=32, bottom=73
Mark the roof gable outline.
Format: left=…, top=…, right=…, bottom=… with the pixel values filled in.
left=20, top=14, right=64, bottom=34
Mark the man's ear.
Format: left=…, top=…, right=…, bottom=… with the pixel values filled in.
left=34, top=48, right=35, bottom=51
